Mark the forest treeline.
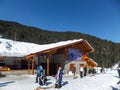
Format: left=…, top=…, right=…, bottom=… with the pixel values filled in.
left=0, top=20, right=120, bottom=68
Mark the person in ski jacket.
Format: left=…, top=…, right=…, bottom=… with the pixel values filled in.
left=117, top=63, right=120, bottom=78
left=59, top=68, right=63, bottom=83
left=117, top=63, right=120, bottom=84
left=35, top=64, right=43, bottom=83
left=79, top=64, right=84, bottom=78
left=72, top=66, right=76, bottom=79
left=39, top=69, right=47, bottom=85
left=56, top=67, right=63, bottom=83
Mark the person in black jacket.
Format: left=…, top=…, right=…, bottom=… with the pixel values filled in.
left=55, top=67, right=63, bottom=88
left=79, top=64, right=84, bottom=78
left=117, top=63, right=120, bottom=84
left=118, top=63, right=120, bottom=78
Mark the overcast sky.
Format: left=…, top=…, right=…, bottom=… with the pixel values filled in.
left=0, top=0, right=120, bottom=43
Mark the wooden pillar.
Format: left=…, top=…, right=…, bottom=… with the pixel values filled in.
left=28, top=59, right=31, bottom=75
left=38, top=55, right=40, bottom=64
left=46, top=54, right=51, bottom=75
left=26, top=54, right=35, bottom=75
left=32, top=57, right=35, bottom=75
left=64, top=48, right=68, bottom=60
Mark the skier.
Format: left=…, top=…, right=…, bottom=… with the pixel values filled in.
left=79, top=64, right=84, bottom=78
left=39, top=70, right=47, bottom=86
left=117, top=64, right=120, bottom=78
left=117, top=63, right=120, bottom=84
left=55, top=67, right=63, bottom=88
left=72, top=66, right=76, bottom=79
left=35, top=64, right=43, bottom=83
left=84, top=65, right=87, bottom=76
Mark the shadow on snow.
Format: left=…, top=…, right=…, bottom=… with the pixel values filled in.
left=0, top=81, right=15, bottom=87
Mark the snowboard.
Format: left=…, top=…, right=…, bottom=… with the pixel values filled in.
left=34, top=85, right=55, bottom=90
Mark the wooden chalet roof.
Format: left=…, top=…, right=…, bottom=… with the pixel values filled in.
left=25, top=39, right=94, bottom=59
left=82, top=55, right=98, bottom=67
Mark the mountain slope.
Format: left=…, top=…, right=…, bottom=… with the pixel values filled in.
left=0, top=20, right=120, bottom=67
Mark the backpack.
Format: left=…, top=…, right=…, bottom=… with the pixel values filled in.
left=37, top=66, right=43, bottom=75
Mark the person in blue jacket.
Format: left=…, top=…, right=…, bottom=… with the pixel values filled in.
left=35, top=64, right=43, bottom=83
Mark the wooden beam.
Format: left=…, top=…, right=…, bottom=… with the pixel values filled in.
left=32, top=57, right=34, bottom=75
left=64, top=48, right=68, bottom=60
left=28, top=59, right=31, bottom=75
left=46, top=54, right=51, bottom=75
left=43, top=49, right=57, bottom=54
left=0, top=56, right=5, bottom=60
left=26, top=54, right=35, bottom=75
left=25, top=54, right=35, bottom=60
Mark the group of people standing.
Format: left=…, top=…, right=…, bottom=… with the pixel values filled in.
left=35, top=63, right=96, bottom=88
left=35, top=64, right=47, bottom=85
left=35, top=64, right=63, bottom=88
left=35, top=62, right=120, bottom=89
left=79, top=64, right=88, bottom=78
left=72, top=64, right=93, bottom=79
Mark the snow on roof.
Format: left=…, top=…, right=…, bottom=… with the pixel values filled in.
left=0, top=38, right=83, bottom=57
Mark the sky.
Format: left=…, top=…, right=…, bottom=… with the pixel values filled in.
left=0, top=0, right=120, bottom=43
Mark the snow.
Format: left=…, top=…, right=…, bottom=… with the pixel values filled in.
left=0, top=38, right=83, bottom=57
left=0, top=38, right=120, bottom=90
left=0, top=69, right=120, bottom=90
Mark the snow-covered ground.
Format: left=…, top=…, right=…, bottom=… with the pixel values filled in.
left=0, top=69, right=120, bottom=90
left=0, top=38, right=119, bottom=90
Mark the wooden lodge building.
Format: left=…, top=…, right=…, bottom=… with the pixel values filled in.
left=0, top=39, right=97, bottom=75
left=25, top=39, right=98, bottom=75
